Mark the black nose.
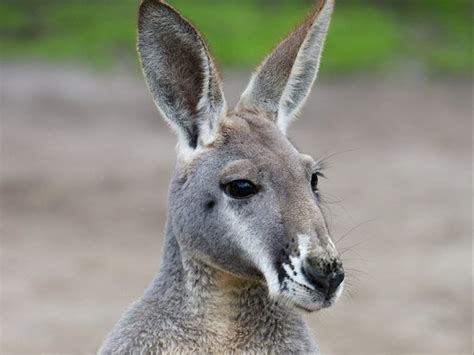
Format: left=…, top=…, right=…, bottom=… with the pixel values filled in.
left=303, top=264, right=344, bottom=296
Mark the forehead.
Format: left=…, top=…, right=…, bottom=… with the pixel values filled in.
left=212, top=111, right=311, bottom=170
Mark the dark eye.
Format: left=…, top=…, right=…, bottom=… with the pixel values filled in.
left=225, top=180, right=258, bottom=199
left=311, top=173, right=320, bottom=192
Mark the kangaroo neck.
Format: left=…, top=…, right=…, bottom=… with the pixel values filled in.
left=143, top=226, right=297, bottom=340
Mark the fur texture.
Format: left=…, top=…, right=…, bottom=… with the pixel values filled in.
left=100, top=1, right=342, bottom=353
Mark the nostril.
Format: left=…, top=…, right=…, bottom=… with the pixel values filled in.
left=302, top=266, right=329, bottom=294
left=303, top=261, right=345, bottom=296
left=328, top=270, right=345, bottom=293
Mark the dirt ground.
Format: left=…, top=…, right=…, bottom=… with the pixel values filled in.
left=1, top=63, right=472, bottom=354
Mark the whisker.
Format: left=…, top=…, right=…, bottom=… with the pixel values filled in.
left=344, top=274, right=363, bottom=283
left=341, top=247, right=365, bottom=260
left=339, top=241, right=373, bottom=255
left=342, top=290, right=355, bottom=302
left=319, top=203, right=334, bottom=228
left=341, top=285, right=358, bottom=302
left=316, top=148, right=359, bottom=169
left=341, top=256, right=366, bottom=262
left=319, top=192, right=345, bottom=205
left=334, top=219, right=376, bottom=245
left=345, top=268, right=370, bottom=277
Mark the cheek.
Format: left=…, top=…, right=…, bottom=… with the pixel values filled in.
left=170, top=194, right=219, bottom=252
left=227, top=189, right=280, bottom=224
left=169, top=187, right=253, bottom=271
left=170, top=178, right=285, bottom=279
left=222, top=194, right=286, bottom=261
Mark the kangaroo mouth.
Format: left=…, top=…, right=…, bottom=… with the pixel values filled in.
left=271, top=239, right=344, bottom=312
left=276, top=264, right=344, bottom=312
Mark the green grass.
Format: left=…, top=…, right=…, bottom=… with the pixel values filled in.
left=0, top=0, right=471, bottom=75
left=405, top=0, right=472, bottom=74
left=0, top=1, right=137, bottom=68
left=324, top=5, right=402, bottom=73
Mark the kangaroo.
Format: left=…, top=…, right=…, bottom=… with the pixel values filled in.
left=100, top=0, right=343, bottom=353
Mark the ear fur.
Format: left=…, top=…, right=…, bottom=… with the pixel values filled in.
left=237, top=0, right=334, bottom=134
left=138, top=0, right=226, bottom=150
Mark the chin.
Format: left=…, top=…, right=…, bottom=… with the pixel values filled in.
left=280, top=281, right=344, bottom=313
left=294, top=300, right=324, bottom=313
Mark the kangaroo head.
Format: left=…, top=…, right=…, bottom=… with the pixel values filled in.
left=138, top=0, right=342, bottom=312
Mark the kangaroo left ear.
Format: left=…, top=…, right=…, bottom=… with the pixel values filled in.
left=138, top=0, right=226, bottom=151
left=236, top=0, right=334, bottom=134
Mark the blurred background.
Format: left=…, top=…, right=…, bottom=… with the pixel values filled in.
left=2, top=0, right=472, bottom=73
left=1, top=0, right=472, bottom=354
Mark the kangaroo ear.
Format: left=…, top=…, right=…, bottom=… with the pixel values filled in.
left=237, top=0, right=334, bottom=134
left=138, top=0, right=226, bottom=150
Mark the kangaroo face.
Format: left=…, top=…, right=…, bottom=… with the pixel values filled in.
left=138, top=0, right=341, bottom=311
left=170, top=111, right=343, bottom=311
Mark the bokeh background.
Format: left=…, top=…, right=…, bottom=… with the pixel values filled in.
left=1, top=0, right=472, bottom=354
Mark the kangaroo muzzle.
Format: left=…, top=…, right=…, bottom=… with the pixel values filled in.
left=302, top=258, right=344, bottom=300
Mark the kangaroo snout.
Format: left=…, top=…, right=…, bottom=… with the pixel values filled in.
left=302, top=259, right=344, bottom=298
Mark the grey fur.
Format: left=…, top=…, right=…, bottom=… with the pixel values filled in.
left=100, top=0, right=342, bottom=353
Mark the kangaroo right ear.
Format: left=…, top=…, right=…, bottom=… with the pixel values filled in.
left=237, top=0, right=334, bottom=134
left=138, top=0, right=226, bottom=151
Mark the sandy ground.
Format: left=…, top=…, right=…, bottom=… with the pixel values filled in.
left=1, top=63, right=472, bottom=354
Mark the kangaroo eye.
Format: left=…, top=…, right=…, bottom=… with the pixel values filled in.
left=311, top=173, right=320, bottom=192
left=225, top=180, right=258, bottom=199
